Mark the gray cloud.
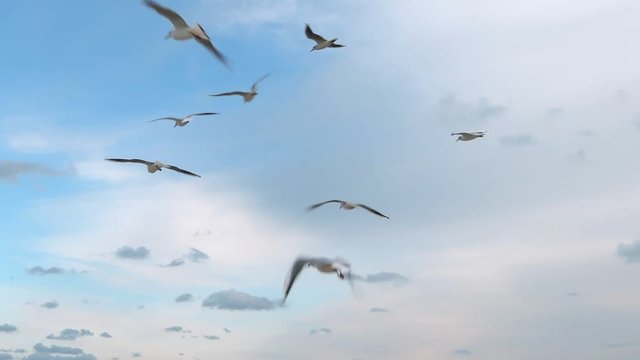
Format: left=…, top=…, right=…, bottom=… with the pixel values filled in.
left=131, top=353, right=141, bottom=357
left=617, top=239, right=640, bottom=263
left=163, top=259, right=185, bottom=268
left=454, top=348, right=472, bottom=356
left=187, top=248, right=209, bottom=263
left=565, top=292, right=581, bottom=297
left=223, top=328, right=231, bottom=333
left=309, top=328, right=332, bottom=335
left=174, top=293, right=194, bottom=303
left=0, top=354, right=12, bottom=360
left=0, top=160, right=60, bottom=183
left=547, top=107, right=564, bottom=117
left=499, top=134, right=536, bottom=147
left=0, top=324, right=17, bottom=333
left=202, top=289, right=277, bottom=311
left=436, top=95, right=507, bottom=126
left=369, top=307, right=390, bottom=313
left=115, top=246, right=149, bottom=260
left=164, top=326, right=190, bottom=333
left=40, top=301, right=59, bottom=309
left=25, top=343, right=97, bottom=359
left=46, top=329, right=94, bottom=341
left=27, top=267, right=65, bottom=276
left=353, top=272, right=409, bottom=286
left=99, top=332, right=111, bottom=338
left=203, top=335, right=220, bottom=340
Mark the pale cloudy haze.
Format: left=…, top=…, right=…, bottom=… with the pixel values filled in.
left=1, top=0, right=640, bottom=359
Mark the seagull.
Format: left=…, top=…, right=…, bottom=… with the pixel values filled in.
left=147, top=112, right=219, bottom=128
left=451, top=131, right=486, bottom=142
left=282, top=256, right=352, bottom=304
left=105, top=158, right=201, bottom=177
left=305, top=24, right=345, bottom=51
left=307, top=200, right=389, bottom=219
left=143, top=0, right=229, bottom=68
left=209, top=74, right=270, bottom=103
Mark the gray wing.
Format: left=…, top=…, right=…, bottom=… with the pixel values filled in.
left=305, top=24, right=326, bottom=44
left=357, top=204, right=390, bottom=219
left=251, top=73, right=270, bottom=92
left=329, top=43, right=345, bottom=48
left=147, top=117, right=180, bottom=123
left=283, top=257, right=312, bottom=301
left=209, top=91, right=247, bottom=97
left=306, top=200, right=344, bottom=211
left=188, top=112, right=219, bottom=117
left=193, top=31, right=230, bottom=69
left=451, top=132, right=468, bottom=136
left=105, top=158, right=152, bottom=166
left=164, top=164, right=201, bottom=177
left=143, top=0, right=188, bottom=29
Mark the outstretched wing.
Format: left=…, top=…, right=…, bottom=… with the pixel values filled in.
left=209, top=91, right=247, bottom=97
left=164, top=164, right=201, bottom=177
left=147, top=117, right=180, bottom=123
left=306, top=200, right=344, bottom=211
left=188, top=112, right=219, bottom=117
left=251, top=73, right=270, bottom=92
left=283, top=257, right=311, bottom=301
left=192, top=28, right=230, bottom=69
left=105, top=158, right=152, bottom=166
left=357, top=204, right=390, bottom=219
left=305, top=24, right=326, bottom=44
left=143, top=0, right=188, bottom=29
left=329, top=43, right=345, bottom=48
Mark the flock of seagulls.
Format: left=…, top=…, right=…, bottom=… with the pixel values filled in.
left=103, top=0, right=484, bottom=306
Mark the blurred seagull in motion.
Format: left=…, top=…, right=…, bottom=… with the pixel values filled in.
left=305, top=24, right=345, bottom=51
left=147, top=112, right=219, bottom=128
left=307, top=200, right=389, bottom=219
left=282, top=256, right=353, bottom=304
left=105, top=158, right=201, bottom=177
left=209, top=74, right=270, bottom=103
left=143, top=0, right=229, bottom=68
left=451, top=131, right=486, bottom=142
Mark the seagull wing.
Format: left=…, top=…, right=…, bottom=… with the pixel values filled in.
left=306, top=200, right=344, bottom=211
left=283, top=257, right=311, bottom=301
left=105, top=158, right=153, bottom=166
left=451, top=132, right=468, bottom=136
left=192, top=29, right=230, bottom=69
left=305, top=24, right=327, bottom=44
left=251, top=73, right=270, bottom=92
left=147, top=117, right=180, bottom=123
left=209, top=91, right=247, bottom=97
left=188, top=112, right=219, bottom=117
left=356, top=204, right=390, bottom=219
left=143, top=0, right=188, bottom=29
left=329, top=43, right=345, bottom=48
left=164, top=164, right=201, bottom=177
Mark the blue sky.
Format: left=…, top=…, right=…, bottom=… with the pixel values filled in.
left=2, top=0, right=640, bottom=359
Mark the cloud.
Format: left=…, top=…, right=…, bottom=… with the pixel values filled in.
left=25, top=343, right=97, bottom=360
left=202, top=289, right=277, bottom=311
left=0, top=160, right=61, bottom=183
left=203, top=335, right=220, bottom=340
left=0, top=354, right=12, bottom=360
left=565, top=292, right=581, bottom=297
left=40, top=301, right=59, bottom=309
left=499, top=134, right=536, bottom=147
left=547, top=107, right=564, bottom=117
left=131, top=353, right=141, bottom=358
left=0, top=324, right=17, bottom=333
left=353, top=272, right=409, bottom=285
left=27, top=267, right=66, bottom=275
left=115, top=246, right=150, bottom=260
left=309, top=328, right=332, bottom=335
left=369, top=307, right=389, bottom=313
left=616, top=239, right=640, bottom=263
left=162, top=259, right=185, bottom=268
left=187, top=247, right=209, bottom=263
left=164, top=326, right=190, bottom=334
left=46, top=329, right=94, bottom=341
left=436, top=95, right=507, bottom=126
left=99, top=332, right=111, bottom=338
left=174, top=293, right=194, bottom=303
left=223, top=328, right=231, bottom=333
left=453, top=348, right=472, bottom=356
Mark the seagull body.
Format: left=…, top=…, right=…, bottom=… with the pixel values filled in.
left=143, top=0, right=229, bottom=68
left=305, top=24, right=344, bottom=51
left=105, top=158, right=201, bottom=177
left=147, top=112, right=219, bottom=128
left=209, top=74, right=269, bottom=103
left=451, top=131, right=486, bottom=142
left=283, top=256, right=352, bottom=303
left=307, top=200, right=389, bottom=219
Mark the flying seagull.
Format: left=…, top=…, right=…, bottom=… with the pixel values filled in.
left=451, top=131, right=486, bottom=142
left=105, top=158, right=201, bottom=177
left=305, top=24, right=345, bottom=51
left=143, top=0, right=229, bottom=68
left=307, top=200, right=389, bottom=219
left=282, top=256, right=352, bottom=304
left=209, top=74, right=270, bottom=103
left=147, top=112, right=219, bottom=128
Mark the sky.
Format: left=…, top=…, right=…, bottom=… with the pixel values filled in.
left=1, top=0, right=640, bottom=359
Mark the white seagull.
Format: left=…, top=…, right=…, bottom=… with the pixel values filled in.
left=147, top=112, right=219, bottom=128
left=451, top=131, right=486, bottom=142
left=305, top=24, right=345, bottom=51
left=105, top=158, right=201, bottom=177
left=307, top=200, right=389, bottom=219
left=209, top=74, right=270, bottom=103
left=143, top=0, right=229, bottom=68
left=282, top=256, right=353, bottom=304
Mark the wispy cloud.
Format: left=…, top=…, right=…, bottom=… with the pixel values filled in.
left=352, top=272, right=408, bottom=286
left=617, top=239, right=640, bottom=263
left=115, top=246, right=150, bottom=260
left=46, top=329, right=94, bottom=341
left=203, top=335, right=220, bottom=341
left=453, top=348, right=472, bottom=356
left=25, top=343, right=96, bottom=360
left=369, top=307, right=389, bottom=313
left=40, top=301, right=59, bottom=309
left=436, top=95, right=507, bottom=127
left=202, top=289, right=277, bottom=311
left=164, top=326, right=190, bottom=333
left=499, top=134, right=536, bottom=147
left=99, top=332, right=112, bottom=338
left=0, top=324, right=17, bottom=333
left=309, top=328, right=332, bottom=335
left=186, top=247, right=209, bottom=263
left=0, top=160, right=62, bottom=183
left=174, top=293, right=194, bottom=303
